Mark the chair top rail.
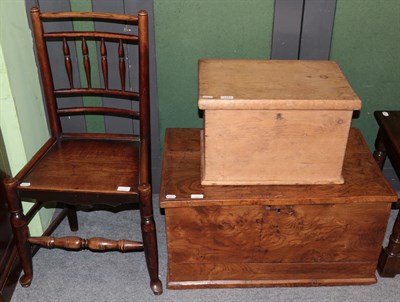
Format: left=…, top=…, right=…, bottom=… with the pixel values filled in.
left=44, top=31, right=138, bottom=42
left=39, top=11, right=138, bottom=23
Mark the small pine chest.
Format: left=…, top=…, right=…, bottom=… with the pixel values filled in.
left=198, top=60, right=362, bottom=185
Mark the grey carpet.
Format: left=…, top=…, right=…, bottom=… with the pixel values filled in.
left=11, top=195, right=400, bottom=302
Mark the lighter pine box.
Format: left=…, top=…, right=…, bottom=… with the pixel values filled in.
left=198, top=59, right=361, bottom=185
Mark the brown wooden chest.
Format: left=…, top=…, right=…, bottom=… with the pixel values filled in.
left=198, top=60, right=362, bottom=185
left=160, top=128, right=397, bottom=289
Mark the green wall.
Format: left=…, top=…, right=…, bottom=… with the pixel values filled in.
left=0, top=1, right=53, bottom=235
left=154, top=0, right=399, bottom=150
left=153, top=0, right=275, bottom=142
left=0, top=44, right=27, bottom=175
left=330, top=0, right=400, bottom=149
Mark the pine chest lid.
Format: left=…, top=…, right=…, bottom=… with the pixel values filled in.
left=198, top=59, right=361, bottom=110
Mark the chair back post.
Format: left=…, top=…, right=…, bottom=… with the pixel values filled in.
left=30, top=7, right=62, bottom=137
left=138, top=11, right=151, bottom=185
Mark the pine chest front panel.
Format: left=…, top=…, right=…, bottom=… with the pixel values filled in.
left=165, top=202, right=390, bottom=288
left=202, top=109, right=352, bottom=185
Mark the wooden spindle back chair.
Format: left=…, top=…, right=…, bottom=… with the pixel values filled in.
left=3, top=7, right=162, bottom=295
left=373, top=111, right=400, bottom=277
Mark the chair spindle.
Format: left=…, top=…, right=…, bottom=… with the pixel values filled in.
left=100, top=38, right=108, bottom=89
left=82, top=37, right=91, bottom=88
left=118, top=39, right=125, bottom=91
left=63, top=38, right=73, bottom=88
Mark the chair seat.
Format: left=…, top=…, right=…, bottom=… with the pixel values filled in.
left=18, top=139, right=140, bottom=199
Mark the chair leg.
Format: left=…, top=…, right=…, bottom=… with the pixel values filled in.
left=138, top=183, right=162, bottom=295
left=66, top=205, right=78, bottom=232
left=4, top=179, right=33, bottom=287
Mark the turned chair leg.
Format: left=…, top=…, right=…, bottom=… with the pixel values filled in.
left=66, top=205, right=78, bottom=232
left=138, top=183, right=162, bottom=295
left=4, top=179, right=33, bottom=287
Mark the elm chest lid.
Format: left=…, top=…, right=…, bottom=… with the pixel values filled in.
left=198, top=59, right=362, bottom=111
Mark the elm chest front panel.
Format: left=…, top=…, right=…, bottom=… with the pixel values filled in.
left=198, top=60, right=362, bottom=185
left=160, top=128, right=397, bottom=289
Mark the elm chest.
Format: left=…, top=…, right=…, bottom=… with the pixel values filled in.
left=198, top=60, right=362, bottom=185
left=160, top=128, right=397, bottom=289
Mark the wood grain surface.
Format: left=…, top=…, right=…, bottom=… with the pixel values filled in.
left=167, top=262, right=377, bottom=289
left=19, top=139, right=139, bottom=194
left=166, top=203, right=389, bottom=264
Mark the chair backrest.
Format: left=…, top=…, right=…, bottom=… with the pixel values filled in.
left=30, top=7, right=151, bottom=183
